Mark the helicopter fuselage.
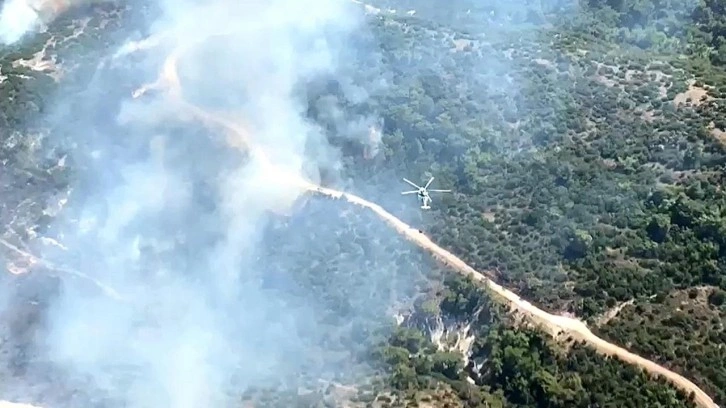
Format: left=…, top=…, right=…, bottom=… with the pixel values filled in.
left=418, top=189, right=432, bottom=208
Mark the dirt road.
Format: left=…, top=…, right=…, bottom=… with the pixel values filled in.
left=122, top=32, right=720, bottom=408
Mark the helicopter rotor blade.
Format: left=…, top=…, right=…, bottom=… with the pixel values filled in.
left=428, top=189, right=451, bottom=193
left=402, top=178, right=421, bottom=189
left=424, top=176, right=435, bottom=189
left=401, top=190, right=419, bottom=195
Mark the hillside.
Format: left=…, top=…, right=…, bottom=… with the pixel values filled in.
left=0, top=0, right=724, bottom=407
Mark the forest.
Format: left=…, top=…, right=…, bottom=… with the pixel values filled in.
left=0, top=0, right=724, bottom=407
left=318, top=0, right=726, bottom=404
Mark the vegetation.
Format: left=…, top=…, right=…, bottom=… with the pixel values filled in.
left=1, top=0, right=726, bottom=406
left=371, top=276, right=695, bottom=407
left=323, top=0, right=726, bottom=405
left=596, top=287, right=726, bottom=403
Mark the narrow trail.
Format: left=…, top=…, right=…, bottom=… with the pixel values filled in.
left=0, top=238, right=126, bottom=301
left=124, top=31, right=719, bottom=408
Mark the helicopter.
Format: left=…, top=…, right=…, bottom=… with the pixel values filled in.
left=401, top=177, right=451, bottom=209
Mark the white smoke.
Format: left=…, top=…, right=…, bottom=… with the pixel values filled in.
left=0, top=0, right=385, bottom=406
left=0, top=0, right=40, bottom=44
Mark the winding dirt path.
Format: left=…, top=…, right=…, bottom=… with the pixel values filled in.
left=122, top=29, right=720, bottom=408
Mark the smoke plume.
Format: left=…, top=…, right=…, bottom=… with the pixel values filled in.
left=0, top=0, right=397, bottom=406
left=0, top=0, right=41, bottom=44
